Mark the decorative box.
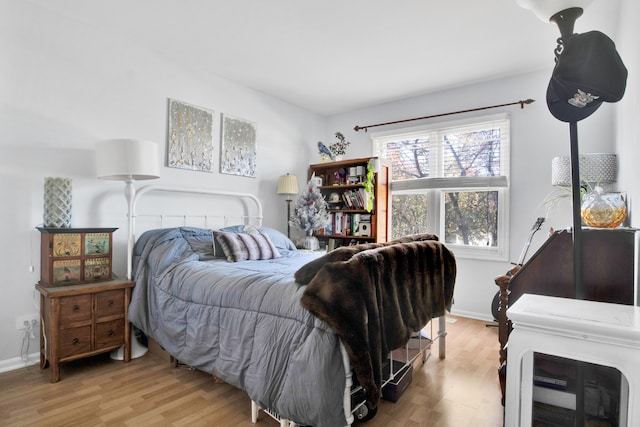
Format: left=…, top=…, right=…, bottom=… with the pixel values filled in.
left=38, top=227, right=117, bottom=287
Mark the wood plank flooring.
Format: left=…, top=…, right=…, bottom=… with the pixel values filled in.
left=0, top=316, right=504, bottom=426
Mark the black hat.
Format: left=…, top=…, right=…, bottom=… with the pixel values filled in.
left=546, top=31, right=627, bottom=123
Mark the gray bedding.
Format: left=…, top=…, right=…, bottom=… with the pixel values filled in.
left=128, top=227, right=347, bottom=427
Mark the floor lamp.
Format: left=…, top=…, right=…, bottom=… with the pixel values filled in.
left=515, top=1, right=627, bottom=424
left=517, top=0, right=627, bottom=300
left=96, top=138, right=160, bottom=360
left=277, top=173, right=299, bottom=238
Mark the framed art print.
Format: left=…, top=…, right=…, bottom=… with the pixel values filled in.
left=220, top=114, right=257, bottom=177
left=167, top=99, right=215, bottom=173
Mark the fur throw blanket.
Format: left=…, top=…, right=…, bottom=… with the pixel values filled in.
left=295, top=233, right=439, bottom=285
left=299, top=239, right=456, bottom=410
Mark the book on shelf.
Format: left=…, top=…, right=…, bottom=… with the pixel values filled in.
left=333, top=212, right=344, bottom=235
left=533, top=385, right=576, bottom=410
left=534, top=375, right=568, bottom=391
left=352, top=214, right=361, bottom=235
left=331, top=188, right=369, bottom=211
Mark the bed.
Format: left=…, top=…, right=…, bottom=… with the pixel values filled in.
left=126, top=186, right=456, bottom=426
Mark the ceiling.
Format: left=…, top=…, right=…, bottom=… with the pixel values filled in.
left=27, top=0, right=622, bottom=115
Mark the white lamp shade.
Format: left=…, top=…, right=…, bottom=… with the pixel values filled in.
left=515, top=0, right=593, bottom=22
left=96, top=139, right=160, bottom=181
left=551, top=153, right=617, bottom=187
left=277, top=174, right=299, bottom=195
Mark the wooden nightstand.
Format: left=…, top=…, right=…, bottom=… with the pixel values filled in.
left=36, top=279, right=135, bottom=382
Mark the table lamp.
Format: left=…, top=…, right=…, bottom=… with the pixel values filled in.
left=277, top=173, right=299, bottom=238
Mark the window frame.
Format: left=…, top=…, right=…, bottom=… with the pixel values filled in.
left=372, top=113, right=510, bottom=261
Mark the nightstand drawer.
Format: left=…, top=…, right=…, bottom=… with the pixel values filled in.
left=96, top=290, right=124, bottom=317
left=59, top=295, right=92, bottom=325
left=59, top=325, right=91, bottom=358
left=96, top=319, right=125, bottom=349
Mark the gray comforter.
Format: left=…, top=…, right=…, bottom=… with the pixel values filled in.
left=128, top=227, right=347, bottom=427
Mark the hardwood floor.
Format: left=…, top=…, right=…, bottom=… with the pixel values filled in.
left=0, top=316, right=504, bottom=426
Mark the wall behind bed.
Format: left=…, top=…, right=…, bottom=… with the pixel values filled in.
left=0, top=1, right=325, bottom=367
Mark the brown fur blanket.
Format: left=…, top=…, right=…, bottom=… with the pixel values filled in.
left=299, top=240, right=456, bottom=410
left=294, top=233, right=439, bottom=285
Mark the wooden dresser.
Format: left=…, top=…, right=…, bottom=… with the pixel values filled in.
left=495, top=228, right=636, bottom=403
left=36, top=279, right=135, bottom=382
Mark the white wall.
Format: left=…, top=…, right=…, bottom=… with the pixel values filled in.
left=617, top=0, right=640, bottom=226
left=327, top=69, right=620, bottom=320
left=616, top=0, right=640, bottom=303
left=0, top=1, right=325, bottom=366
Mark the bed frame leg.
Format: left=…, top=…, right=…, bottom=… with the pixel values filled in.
left=339, top=343, right=355, bottom=426
left=251, top=401, right=259, bottom=423
left=438, top=315, right=447, bottom=359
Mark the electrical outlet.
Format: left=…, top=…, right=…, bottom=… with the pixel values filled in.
left=16, top=314, right=39, bottom=331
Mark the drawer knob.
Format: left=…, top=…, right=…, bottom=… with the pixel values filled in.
left=108, top=329, right=114, bottom=337
left=72, top=304, right=80, bottom=312
left=108, top=299, right=114, bottom=306
left=72, top=338, right=79, bottom=346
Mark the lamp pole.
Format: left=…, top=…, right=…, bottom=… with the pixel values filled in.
left=286, top=197, right=292, bottom=238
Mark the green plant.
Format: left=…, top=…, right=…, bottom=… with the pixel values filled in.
left=363, top=162, right=375, bottom=212
left=541, top=183, right=590, bottom=216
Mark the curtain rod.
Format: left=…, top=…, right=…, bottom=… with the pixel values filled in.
left=354, top=98, right=535, bottom=132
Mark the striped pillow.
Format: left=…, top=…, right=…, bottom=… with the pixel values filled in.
left=213, top=230, right=281, bottom=262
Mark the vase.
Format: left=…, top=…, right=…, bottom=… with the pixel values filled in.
left=43, top=177, right=72, bottom=228
left=303, top=230, right=319, bottom=250
left=334, top=155, right=344, bottom=161
left=581, top=189, right=627, bottom=228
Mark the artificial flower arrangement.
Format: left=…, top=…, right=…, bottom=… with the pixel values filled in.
left=329, top=132, right=350, bottom=158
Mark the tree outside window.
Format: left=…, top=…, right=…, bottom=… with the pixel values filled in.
left=373, top=115, right=509, bottom=260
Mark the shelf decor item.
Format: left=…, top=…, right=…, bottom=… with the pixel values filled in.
left=329, top=131, right=350, bottom=161
left=38, top=227, right=117, bottom=287
left=43, top=177, right=72, bottom=228
left=289, top=177, right=330, bottom=249
left=581, top=188, right=627, bottom=228
left=544, top=153, right=619, bottom=217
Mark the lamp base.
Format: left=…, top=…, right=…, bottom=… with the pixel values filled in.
left=550, top=7, right=583, bottom=39
left=110, top=337, right=148, bottom=361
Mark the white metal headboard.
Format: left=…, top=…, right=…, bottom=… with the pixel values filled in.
left=126, top=185, right=264, bottom=279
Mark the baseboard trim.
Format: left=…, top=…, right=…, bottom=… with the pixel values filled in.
left=449, top=308, right=494, bottom=323
left=0, top=353, right=39, bottom=374
left=0, top=312, right=494, bottom=373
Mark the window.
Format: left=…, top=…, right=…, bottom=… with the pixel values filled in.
left=373, top=114, right=510, bottom=260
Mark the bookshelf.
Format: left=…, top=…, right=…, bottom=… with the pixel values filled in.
left=308, top=157, right=389, bottom=249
